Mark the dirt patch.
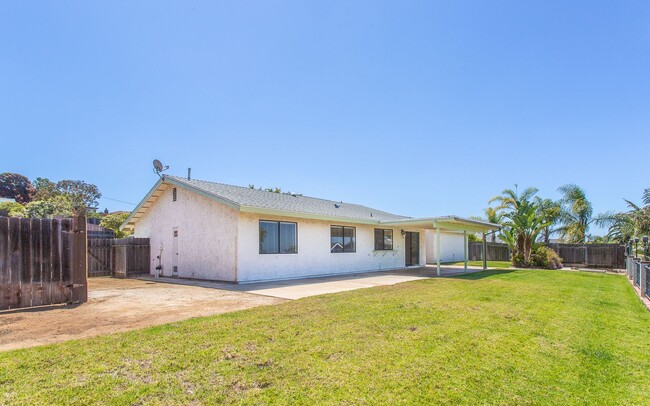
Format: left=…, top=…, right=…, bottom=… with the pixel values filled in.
left=0, top=278, right=285, bottom=352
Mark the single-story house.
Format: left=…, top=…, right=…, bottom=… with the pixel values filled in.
left=121, top=176, right=499, bottom=283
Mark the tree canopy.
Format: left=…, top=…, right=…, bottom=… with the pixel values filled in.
left=0, top=173, right=35, bottom=204
left=100, top=212, right=132, bottom=238
left=0, top=174, right=102, bottom=218
left=24, top=195, right=75, bottom=218
left=555, top=184, right=615, bottom=243
left=55, top=180, right=101, bottom=210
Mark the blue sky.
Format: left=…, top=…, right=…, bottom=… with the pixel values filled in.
left=1, top=1, right=649, bottom=235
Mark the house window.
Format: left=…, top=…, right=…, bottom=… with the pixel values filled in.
left=374, top=229, right=393, bottom=250
left=172, top=187, right=177, bottom=202
left=259, top=220, right=297, bottom=254
left=330, top=226, right=356, bottom=253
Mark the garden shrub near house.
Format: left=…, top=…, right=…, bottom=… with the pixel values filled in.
left=530, top=246, right=563, bottom=269
left=513, top=246, right=562, bottom=269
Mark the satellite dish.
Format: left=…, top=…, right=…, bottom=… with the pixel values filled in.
left=153, top=159, right=169, bottom=177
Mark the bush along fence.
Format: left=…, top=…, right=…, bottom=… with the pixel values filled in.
left=88, top=237, right=150, bottom=278
left=468, top=241, right=625, bottom=269
left=0, top=215, right=87, bottom=311
left=626, top=254, right=650, bottom=301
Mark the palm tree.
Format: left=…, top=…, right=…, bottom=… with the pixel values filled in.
left=605, top=212, right=635, bottom=243
left=556, top=184, right=615, bottom=243
left=503, top=200, right=550, bottom=266
left=534, top=197, right=561, bottom=243
left=489, top=185, right=539, bottom=212
left=498, top=227, right=517, bottom=256
left=621, top=193, right=650, bottom=238
left=483, top=207, right=503, bottom=242
left=591, top=189, right=650, bottom=244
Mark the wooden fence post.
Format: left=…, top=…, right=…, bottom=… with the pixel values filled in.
left=71, top=214, right=87, bottom=304
left=0, top=217, right=8, bottom=310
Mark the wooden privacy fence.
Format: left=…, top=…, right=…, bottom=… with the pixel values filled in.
left=88, top=238, right=113, bottom=277
left=469, top=242, right=510, bottom=262
left=547, top=243, right=626, bottom=269
left=114, top=238, right=150, bottom=278
left=0, top=215, right=87, bottom=311
left=88, top=237, right=150, bottom=278
left=468, top=241, right=625, bottom=268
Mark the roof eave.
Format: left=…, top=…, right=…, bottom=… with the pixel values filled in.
left=120, top=176, right=243, bottom=232
left=239, top=205, right=381, bottom=225
left=379, top=216, right=500, bottom=233
left=120, top=177, right=165, bottom=232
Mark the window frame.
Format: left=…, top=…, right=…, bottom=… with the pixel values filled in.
left=374, top=228, right=394, bottom=251
left=330, top=225, right=356, bottom=253
left=259, top=220, right=298, bottom=254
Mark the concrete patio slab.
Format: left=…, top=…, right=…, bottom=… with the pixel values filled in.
left=232, top=274, right=429, bottom=300
left=146, top=265, right=487, bottom=300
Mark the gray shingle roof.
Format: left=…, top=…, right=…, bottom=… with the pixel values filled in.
left=166, top=175, right=408, bottom=223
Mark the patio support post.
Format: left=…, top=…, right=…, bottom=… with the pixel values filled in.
left=482, top=233, right=487, bottom=271
left=464, top=230, right=468, bottom=273
left=436, top=227, right=441, bottom=276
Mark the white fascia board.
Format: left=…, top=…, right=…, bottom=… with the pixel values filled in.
left=239, top=205, right=380, bottom=225
left=380, top=216, right=500, bottom=233
left=120, top=177, right=165, bottom=231
left=436, top=216, right=501, bottom=229
left=120, top=176, right=243, bottom=232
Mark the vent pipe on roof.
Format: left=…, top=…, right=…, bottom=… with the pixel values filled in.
left=187, top=168, right=191, bottom=180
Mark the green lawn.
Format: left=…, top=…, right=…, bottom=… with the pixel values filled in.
left=443, top=260, right=513, bottom=268
left=2, top=270, right=650, bottom=405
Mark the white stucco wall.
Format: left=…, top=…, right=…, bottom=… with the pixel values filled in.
left=236, top=212, right=427, bottom=282
left=131, top=183, right=432, bottom=282
left=132, top=185, right=239, bottom=281
left=425, top=230, right=466, bottom=263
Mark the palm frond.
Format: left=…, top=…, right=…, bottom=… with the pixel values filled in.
left=520, top=187, right=539, bottom=202
left=623, top=199, right=641, bottom=211
left=592, top=211, right=618, bottom=228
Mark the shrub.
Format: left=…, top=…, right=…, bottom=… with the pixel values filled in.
left=24, top=196, right=74, bottom=218
left=530, top=246, right=563, bottom=269
left=511, top=252, right=526, bottom=268
left=0, top=201, right=25, bottom=217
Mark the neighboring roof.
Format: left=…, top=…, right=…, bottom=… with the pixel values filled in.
left=0, top=197, right=16, bottom=203
left=121, top=175, right=500, bottom=233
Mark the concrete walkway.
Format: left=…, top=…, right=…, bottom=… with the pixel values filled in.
left=144, top=265, right=487, bottom=300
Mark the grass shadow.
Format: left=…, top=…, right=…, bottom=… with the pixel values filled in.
left=446, top=269, right=516, bottom=280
